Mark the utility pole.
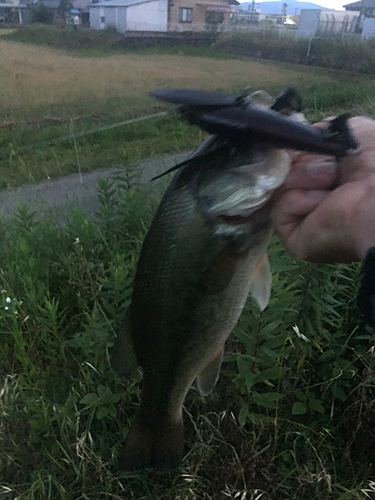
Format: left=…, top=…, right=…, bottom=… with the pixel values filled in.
left=250, top=0, right=255, bottom=24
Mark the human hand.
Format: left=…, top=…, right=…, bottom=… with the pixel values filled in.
left=271, top=117, right=375, bottom=263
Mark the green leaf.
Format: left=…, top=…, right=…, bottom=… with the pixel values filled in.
left=337, top=493, right=356, bottom=500
left=252, top=391, right=284, bottom=409
left=248, top=412, right=275, bottom=425
left=308, top=399, right=325, bottom=413
left=262, top=335, right=289, bottom=350
left=254, top=366, right=289, bottom=383
left=108, top=404, right=117, bottom=417
left=236, top=357, right=256, bottom=392
left=96, top=406, right=109, bottom=419
left=97, top=384, right=111, bottom=399
left=238, top=401, right=249, bottom=428
left=80, top=393, right=99, bottom=406
left=292, top=402, right=307, bottom=415
left=332, top=386, right=347, bottom=401
left=294, top=390, right=306, bottom=402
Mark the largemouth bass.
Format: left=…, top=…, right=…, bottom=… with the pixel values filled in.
left=111, top=89, right=357, bottom=472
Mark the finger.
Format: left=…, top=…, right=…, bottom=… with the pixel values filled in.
left=272, top=182, right=370, bottom=263
left=339, top=116, right=375, bottom=182
left=271, top=189, right=329, bottom=244
left=318, top=116, right=336, bottom=124
left=280, top=155, right=338, bottom=192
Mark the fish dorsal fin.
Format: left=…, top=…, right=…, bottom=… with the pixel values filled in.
left=196, top=346, right=224, bottom=397
left=110, top=314, right=139, bottom=378
left=249, top=254, right=272, bottom=311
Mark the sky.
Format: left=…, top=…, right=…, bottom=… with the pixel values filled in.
left=313, top=0, right=346, bottom=9
left=239, top=0, right=347, bottom=10
left=299, top=0, right=346, bottom=9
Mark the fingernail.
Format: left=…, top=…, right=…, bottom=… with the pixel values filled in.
left=305, top=157, right=337, bottom=176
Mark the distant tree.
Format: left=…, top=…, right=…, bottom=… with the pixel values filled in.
left=282, top=2, right=287, bottom=15
left=30, top=2, right=54, bottom=23
left=57, top=0, right=72, bottom=18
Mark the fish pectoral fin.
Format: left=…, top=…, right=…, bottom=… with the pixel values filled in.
left=249, top=253, right=272, bottom=312
left=110, top=315, right=139, bottom=378
left=196, top=346, right=224, bottom=397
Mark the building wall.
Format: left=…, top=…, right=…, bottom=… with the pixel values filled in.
left=91, top=6, right=116, bottom=29
left=90, top=0, right=167, bottom=32
left=296, top=9, right=320, bottom=37
left=362, top=16, right=375, bottom=37
left=169, top=0, right=232, bottom=31
left=318, top=10, right=359, bottom=33
left=116, top=7, right=128, bottom=31
left=89, top=6, right=101, bottom=29
left=105, top=6, right=117, bottom=26
left=297, top=8, right=359, bottom=37
left=126, top=0, right=168, bottom=31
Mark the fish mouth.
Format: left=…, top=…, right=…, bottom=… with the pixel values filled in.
left=219, top=213, right=255, bottom=226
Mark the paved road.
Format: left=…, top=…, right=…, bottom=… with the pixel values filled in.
left=0, top=152, right=187, bottom=221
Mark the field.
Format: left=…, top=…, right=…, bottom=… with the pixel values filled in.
left=0, top=37, right=320, bottom=188
left=2, top=33, right=375, bottom=188
left=1, top=32, right=375, bottom=500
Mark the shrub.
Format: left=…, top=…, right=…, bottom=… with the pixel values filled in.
left=30, top=2, right=54, bottom=24
left=216, top=31, right=375, bottom=74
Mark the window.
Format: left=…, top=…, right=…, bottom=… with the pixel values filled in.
left=179, top=7, right=192, bottom=23
left=100, top=16, right=105, bottom=23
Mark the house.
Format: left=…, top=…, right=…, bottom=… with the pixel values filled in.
left=90, top=0, right=168, bottom=32
left=361, top=0, right=375, bottom=37
left=296, top=8, right=359, bottom=37
left=345, top=0, right=375, bottom=37
left=1, top=0, right=71, bottom=24
left=231, top=5, right=267, bottom=25
left=344, top=0, right=375, bottom=17
left=0, top=0, right=28, bottom=23
left=343, top=1, right=361, bottom=10
left=168, top=0, right=238, bottom=31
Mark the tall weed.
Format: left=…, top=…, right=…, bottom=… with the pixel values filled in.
left=0, top=168, right=374, bottom=498
left=217, top=31, right=375, bottom=75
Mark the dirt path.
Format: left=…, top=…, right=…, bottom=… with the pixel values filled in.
left=0, top=152, right=187, bottom=221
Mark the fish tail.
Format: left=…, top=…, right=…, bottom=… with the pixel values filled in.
left=119, top=415, right=184, bottom=473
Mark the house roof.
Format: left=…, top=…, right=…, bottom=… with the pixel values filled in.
left=345, top=0, right=375, bottom=7
left=41, top=0, right=60, bottom=8
left=72, top=0, right=90, bottom=9
left=0, top=0, right=23, bottom=5
left=90, top=0, right=150, bottom=7
left=343, top=0, right=361, bottom=8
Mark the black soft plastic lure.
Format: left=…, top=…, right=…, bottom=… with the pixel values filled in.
left=150, top=88, right=358, bottom=180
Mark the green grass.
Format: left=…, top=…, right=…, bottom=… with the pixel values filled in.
left=0, top=173, right=374, bottom=499
left=0, top=113, right=203, bottom=189
left=1, top=71, right=375, bottom=189
left=1, top=24, right=220, bottom=56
